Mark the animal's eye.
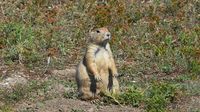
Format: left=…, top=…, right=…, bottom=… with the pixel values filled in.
left=96, top=30, right=100, bottom=33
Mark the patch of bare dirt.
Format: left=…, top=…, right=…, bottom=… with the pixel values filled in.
left=168, top=95, right=200, bottom=112
left=15, top=98, right=143, bottom=112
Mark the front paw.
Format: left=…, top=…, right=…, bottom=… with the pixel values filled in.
left=95, top=75, right=102, bottom=81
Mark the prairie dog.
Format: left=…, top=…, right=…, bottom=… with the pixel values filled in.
left=76, top=27, right=120, bottom=100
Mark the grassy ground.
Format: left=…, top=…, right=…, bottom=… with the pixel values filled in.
left=0, top=0, right=199, bottom=112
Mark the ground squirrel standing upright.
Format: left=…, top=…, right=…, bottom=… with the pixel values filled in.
left=76, top=27, right=120, bottom=100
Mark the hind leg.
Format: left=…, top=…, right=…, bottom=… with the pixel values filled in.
left=80, top=86, right=100, bottom=101
left=79, top=78, right=102, bottom=101
left=78, top=78, right=94, bottom=100
left=79, top=90, right=94, bottom=100
left=98, top=72, right=109, bottom=94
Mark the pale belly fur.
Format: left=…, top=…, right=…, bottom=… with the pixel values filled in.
left=95, top=48, right=110, bottom=72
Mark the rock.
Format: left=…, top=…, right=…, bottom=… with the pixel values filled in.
left=0, top=72, right=27, bottom=89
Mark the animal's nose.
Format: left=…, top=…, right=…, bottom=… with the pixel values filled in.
left=106, top=34, right=110, bottom=37
left=105, top=33, right=111, bottom=38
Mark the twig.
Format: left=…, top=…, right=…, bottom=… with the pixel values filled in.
left=42, top=56, right=51, bottom=75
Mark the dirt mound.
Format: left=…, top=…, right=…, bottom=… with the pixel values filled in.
left=16, top=98, right=142, bottom=112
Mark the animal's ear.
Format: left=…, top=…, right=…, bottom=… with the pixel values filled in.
left=89, top=26, right=97, bottom=33
left=86, top=26, right=93, bottom=43
left=89, top=27, right=93, bottom=34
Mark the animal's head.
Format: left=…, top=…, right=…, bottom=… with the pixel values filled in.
left=89, top=27, right=111, bottom=47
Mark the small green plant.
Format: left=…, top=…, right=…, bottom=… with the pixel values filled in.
left=63, top=91, right=77, bottom=99
left=144, top=82, right=177, bottom=112
left=116, top=81, right=178, bottom=111
left=160, top=63, right=173, bottom=74
left=2, top=84, right=27, bottom=103
left=118, top=87, right=143, bottom=107
left=188, top=60, right=200, bottom=75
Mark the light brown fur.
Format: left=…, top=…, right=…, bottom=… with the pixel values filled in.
left=76, top=27, right=120, bottom=100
